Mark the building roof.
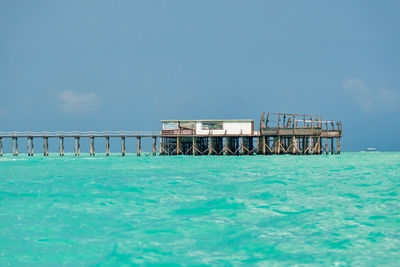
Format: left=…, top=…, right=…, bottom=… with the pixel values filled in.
left=161, top=119, right=254, bottom=122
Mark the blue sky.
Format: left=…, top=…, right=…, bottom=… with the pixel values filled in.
left=1, top=0, right=399, bottom=151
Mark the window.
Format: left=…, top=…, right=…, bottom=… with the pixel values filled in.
left=180, top=122, right=195, bottom=129
left=201, top=121, right=223, bottom=130
left=163, top=122, right=178, bottom=130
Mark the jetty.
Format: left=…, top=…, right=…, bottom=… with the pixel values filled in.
left=0, top=113, right=342, bottom=156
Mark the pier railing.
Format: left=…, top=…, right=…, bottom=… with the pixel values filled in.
left=0, top=131, right=159, bottom=137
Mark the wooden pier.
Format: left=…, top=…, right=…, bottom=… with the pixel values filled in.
left=0, top=113, right=342, bottom=156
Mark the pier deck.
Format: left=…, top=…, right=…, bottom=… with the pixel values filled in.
left=0, top=113, right=342, bottom=156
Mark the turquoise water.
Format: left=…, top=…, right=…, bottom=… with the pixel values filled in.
left=0, top=152, right=399, bottom=266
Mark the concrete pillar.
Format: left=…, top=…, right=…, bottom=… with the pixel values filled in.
left=106, top=137, right=110, bottom=156
left=121, top=137, right=126, bottom=156
left=137, top=137, right=141, bottom=156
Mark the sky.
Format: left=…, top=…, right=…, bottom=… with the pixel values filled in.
left=1, top=0, right=399, bottom=151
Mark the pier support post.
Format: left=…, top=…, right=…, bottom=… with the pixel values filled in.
left=0, top=137, right=2, bottom=156
left=12, top=137, right=18, bottom=156
left=224, top=136, right=228, bottom=155
left=176, top=137, right=180, bottom=155
left=137, top=137, right=141, bottom=156
left=330, top=138, right=334, bottom=155
left=192, top=136, right=195, bottom=155
left=75, top=137, right=80, bottom=156
left=241, top=136, right=244, bottom=155
left=337, top=138, right=341, bottom=154
left=152, top=136, right=157, bottom=156
left=43, top=137, right=48, bottom=156
left=90, top=137, right=95, bottom=156
left=209, top=137, right=213, bottom=155
left=160, top=137, right=163, bottom=156
left=317, top=137, right=321, bottom=155
left=106, top=137, right=110, bottom=156
left=277, top=136, right=281, bottom=154
left=121, top=137, right=126, bottom=156
left=59, top=137, right=64, bottom=156
left=292, top=136, right=296, bottom=154
left=308, top=137, right=312, bottom=155
left=325, top=138, right=328, bottom=155
left=27, top=137, right=31, bottom=156
left=262, top=136, right=266, bottom=155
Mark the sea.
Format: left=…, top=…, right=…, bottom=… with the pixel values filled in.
left=0, top=152, right=399, bottom=266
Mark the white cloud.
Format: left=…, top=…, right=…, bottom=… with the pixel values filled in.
left=343, top=78, right=400, bottom=112
left=56, top=90, right=100, bottom=113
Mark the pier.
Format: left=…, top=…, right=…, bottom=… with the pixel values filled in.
left=0, top=113, right=342, bottom=156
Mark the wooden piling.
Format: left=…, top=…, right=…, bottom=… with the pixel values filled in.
left=262, top=136, right=266, bottom=155
left=0, top=137, right=2, bottom=156
left=90, top=137, right=95, bottom=156
left=59, top=137, right=64, bottom=156
left=137, top=137, right=141, bottom=156
left=337, top=138, right=341, bottom=154
left=176, top=136, right=180, bottom=156
left=292, top=136, right=296, bottom=154
left=106, top=137, right=110, bottom=156
left=12, top=137, right=18, bottom=156
left=152, top=136, right=157, bottom=156
left=192, top=136, right=195, bottom=155
left=75, top=137, right=80, bottom=156
left=209, top=137, right=213, bottom=155
left=224, top=136, right=228, bottom=155
left=121, top=137, right=126, bottom=156
left=27, top=137, right=31, bottom=156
